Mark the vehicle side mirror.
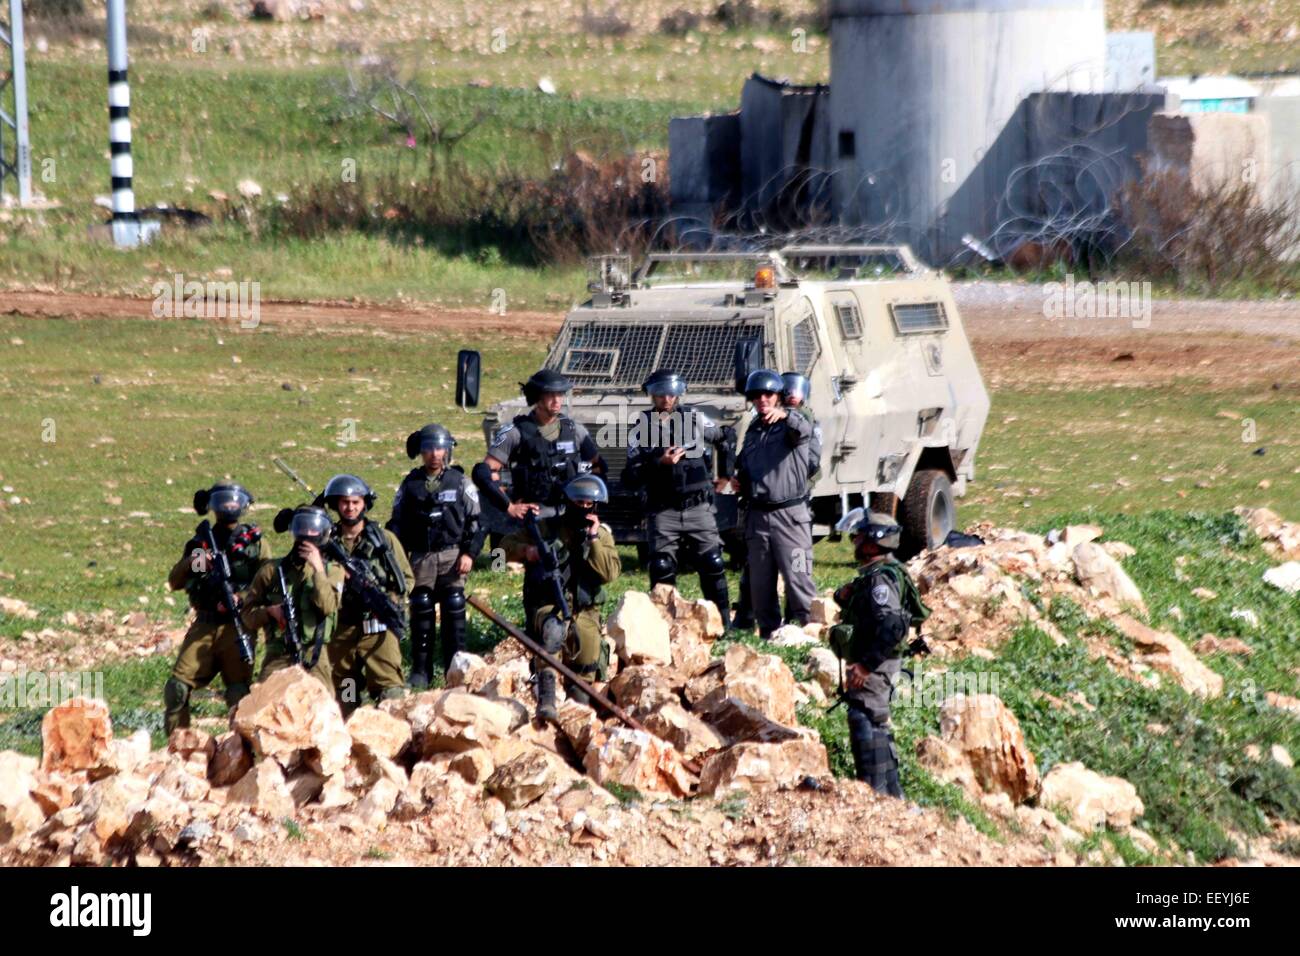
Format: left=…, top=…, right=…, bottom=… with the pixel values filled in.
left=456, top=349, right=481, bottom=409
left=733, top=338, right=761, bottom=394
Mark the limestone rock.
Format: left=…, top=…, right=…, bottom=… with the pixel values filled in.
left=356, top=777, right=400, bottom=827
left=41, top=697, right=114, bottom=774
left=699, top=644, right=797, bottom=727
left=485, top=750, right=555, bottom=810
left=448, top=748, right=495, bottom=785
left=1113, top=615, right=1224, bottom=698
left=168, top=728, right=216, bottom=763
left=608, top=590, right=672, bottom=665
left=699, top=740, right=830, bottom=795
left=933, top=694, right=1040, bottom=803
left=809, top=595, right=839, bottom=625
left=555, top=700, right=602, bottom=755
left=769, top=624, right=819, bottom=648
left=1061, top=524, right=1103, bottom=545
left=583, top=728, right=695, bottom=798
left=1039, top=761, right=1144, bottom=831
left=28, top=769, right=76, bottom=818
left=701, top=697, right=816, bottom=745
left=652, top=584, right=724, bottom=640
left=228, top=760, right=295, bottom=819
left=232, top=667, right=352, bottom=776
left=345, top=706, right=411, bottom=761
left=806, top=646, right=841, bottom=695
left=209, top=732, right=253, bottom=787
left=1072, top=542, right=1147, bottom=614
left=445, top=651, right=493, bottom=690
left=670, top=629, right=714, bottom=679
left=608, top=665, right=679, bottom=715
left=1263, top=562, right=1300, bottom=594
left=285, top=768, right=326, bottom=807
left=414, top=690, right=515, bottom=756
left=642, top=702, right=727, bottom=759
left=1192, top=634, right=1253, bottom=657
left=79, top=774, right=150, bottom=847
left=0, top=751, right=44, bottom=844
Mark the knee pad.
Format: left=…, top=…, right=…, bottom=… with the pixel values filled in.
left=540, top=614, right=567, bottom=654
left=440, top=588, right=466, bottom=619
left=410, top=586, right=437, bottom=624
left=164, top=677, right=191, bottom=712
left=224, top=682, right=251, bottom=708
left=648, top=552, right=677, bottom=587
left=697, top=545, right=727, bottom=577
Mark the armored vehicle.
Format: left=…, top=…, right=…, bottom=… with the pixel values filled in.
left=461, top=244, right=989, bottom=558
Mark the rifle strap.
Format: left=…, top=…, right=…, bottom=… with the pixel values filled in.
left=305, top=620, right=327, bottom=670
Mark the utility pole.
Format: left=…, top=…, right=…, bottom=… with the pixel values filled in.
left=0, top=0, right=33, bottom=206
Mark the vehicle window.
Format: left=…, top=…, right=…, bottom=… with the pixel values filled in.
left=890, top=302, right=949, bottom=335
left=833, top=300, right=863, bottom=339
left=790, top=299, right=821, bottom=374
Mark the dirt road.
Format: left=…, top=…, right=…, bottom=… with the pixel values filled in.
left=5, top=284, right=1299, bottom=388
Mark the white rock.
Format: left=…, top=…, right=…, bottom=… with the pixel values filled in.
left=607, top=591, right=671, bottom=666
left=1263, top=562, right=1300, bottom=594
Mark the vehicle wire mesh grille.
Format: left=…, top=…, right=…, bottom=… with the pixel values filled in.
left=890, top=301, right=949, bottom=334
left=551, top=319, right=766, bottom=389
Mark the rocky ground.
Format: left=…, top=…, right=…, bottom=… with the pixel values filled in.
left=3, top=513, right=1300, bottom=868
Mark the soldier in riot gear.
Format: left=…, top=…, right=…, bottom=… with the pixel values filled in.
left=164, top=483, right=272, bottom=736
left=500, top=475, right=620, bottom=721
left=318, top=474, right=414, bottom=709
left=622, top=368, right=733, bottom=628
left=781, top=372, right=822, bottom=485
left=472, top=368, right=605, bottom=523
left=725, top=368, right=817, bottom=640
left=829, top=510, right=929, bottom=798
left=242, top=506, right=345, bottom=688
left=389, top=424, right=482, bottom=688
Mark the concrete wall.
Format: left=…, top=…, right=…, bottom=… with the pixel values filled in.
left=1254, top=96, right=1300, bottom=208
left=1148, top=111, right=1271, bottom=193
left=828, top=0, right=1108, bottom=263
left=668, top=112, right=741, bottom=232
left=738, top=74, right=830, bottom=220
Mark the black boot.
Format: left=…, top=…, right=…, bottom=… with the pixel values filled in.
left=848, top=706, right=904, bottom=798
left=536, top=668, right=558, bottom=722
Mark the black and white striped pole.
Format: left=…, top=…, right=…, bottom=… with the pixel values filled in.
left=106, top=0, right=156, bottom=247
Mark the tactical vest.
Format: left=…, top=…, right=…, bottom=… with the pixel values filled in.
left=394, top=466, right=468, bottom=556
left=510, top=415, right=581, bottom=507
left=267, top=559, right=337, bottom=652
left=338, top=518, right=407, bottom=598
left=637, top=406, right=714, bottom=508
left=831, top=557, right=930, bottom=661
left=185, top=523, right=263, bottom=614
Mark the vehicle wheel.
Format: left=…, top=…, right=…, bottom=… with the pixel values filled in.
left=898, top=469, right=955, bottom=559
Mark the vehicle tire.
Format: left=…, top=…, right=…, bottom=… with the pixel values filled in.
left=898, top=469, right=955, bottom=559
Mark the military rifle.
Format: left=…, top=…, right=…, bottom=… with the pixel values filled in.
left=195, top=519, right=256, bottom=665
left=277, top=561, right=305, bottom=666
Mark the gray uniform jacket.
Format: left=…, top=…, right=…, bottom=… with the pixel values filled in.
left=737, top=411, right=813, bottom=505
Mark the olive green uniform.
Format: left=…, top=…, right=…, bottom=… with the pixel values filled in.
left=328, top=524, right=414, bottom=708
left=164, top=524, right=272, bottom=735
left=242, top=556, right=346, bottom=689
left=501, top=520, right=621, bottom=678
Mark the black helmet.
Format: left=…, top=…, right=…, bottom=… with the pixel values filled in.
left=288, top=506, right=333, bottom=545
left=743, top=368, right=784, bottom=399
left=835, top=508, right=901, bottom=550
left=405, top=423, right=456, bottom=460
left=522, top=368, right=572, bottom=405
left=320, top=474, right=376, bottom=512
left=642, top=369, right=687, bottom=397
left=781, top=372, right=811, bottom=405
left=563, top=474, right=609, bottom=506
left=194, top=483, right=253, bottom=521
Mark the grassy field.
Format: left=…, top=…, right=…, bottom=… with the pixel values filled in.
left=2, top=314, right=1299, bottom=861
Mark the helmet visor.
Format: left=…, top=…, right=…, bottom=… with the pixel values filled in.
left=208, top=487, right=250, bottom=519
left=290, top=510, right=333, bottom=544
left=645, top=376, right=686, bottom=397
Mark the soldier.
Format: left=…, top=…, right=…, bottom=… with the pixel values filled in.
left=388, top=424, right=482, bottom=689
left=164, top=483, right=272, bottom=736
left=318, top=474, right=414, bottom=709
left=242, top=506, right=345, bottom=688
left=731, top=368, right=816, bottom=640
left=499, top=475, right=621, bottom=722
left=781, top=372, right=822, bottom=486
left=830, top=510, right=929, bottom=798
left=622, top=368, right=734, bottom=628
left=472, top=368, right=604, bottom=525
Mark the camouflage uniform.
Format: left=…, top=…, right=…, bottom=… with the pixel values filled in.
left=328, top=521, right=414, bottom=709
left=164, top=523, right=271, bottom=735
left=501, top=518, right=621, bottom=682
left=242, top=556, right=346, bottom=689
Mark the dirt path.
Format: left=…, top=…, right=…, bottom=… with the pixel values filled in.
left=5, top=286, right=1300, bottom=387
